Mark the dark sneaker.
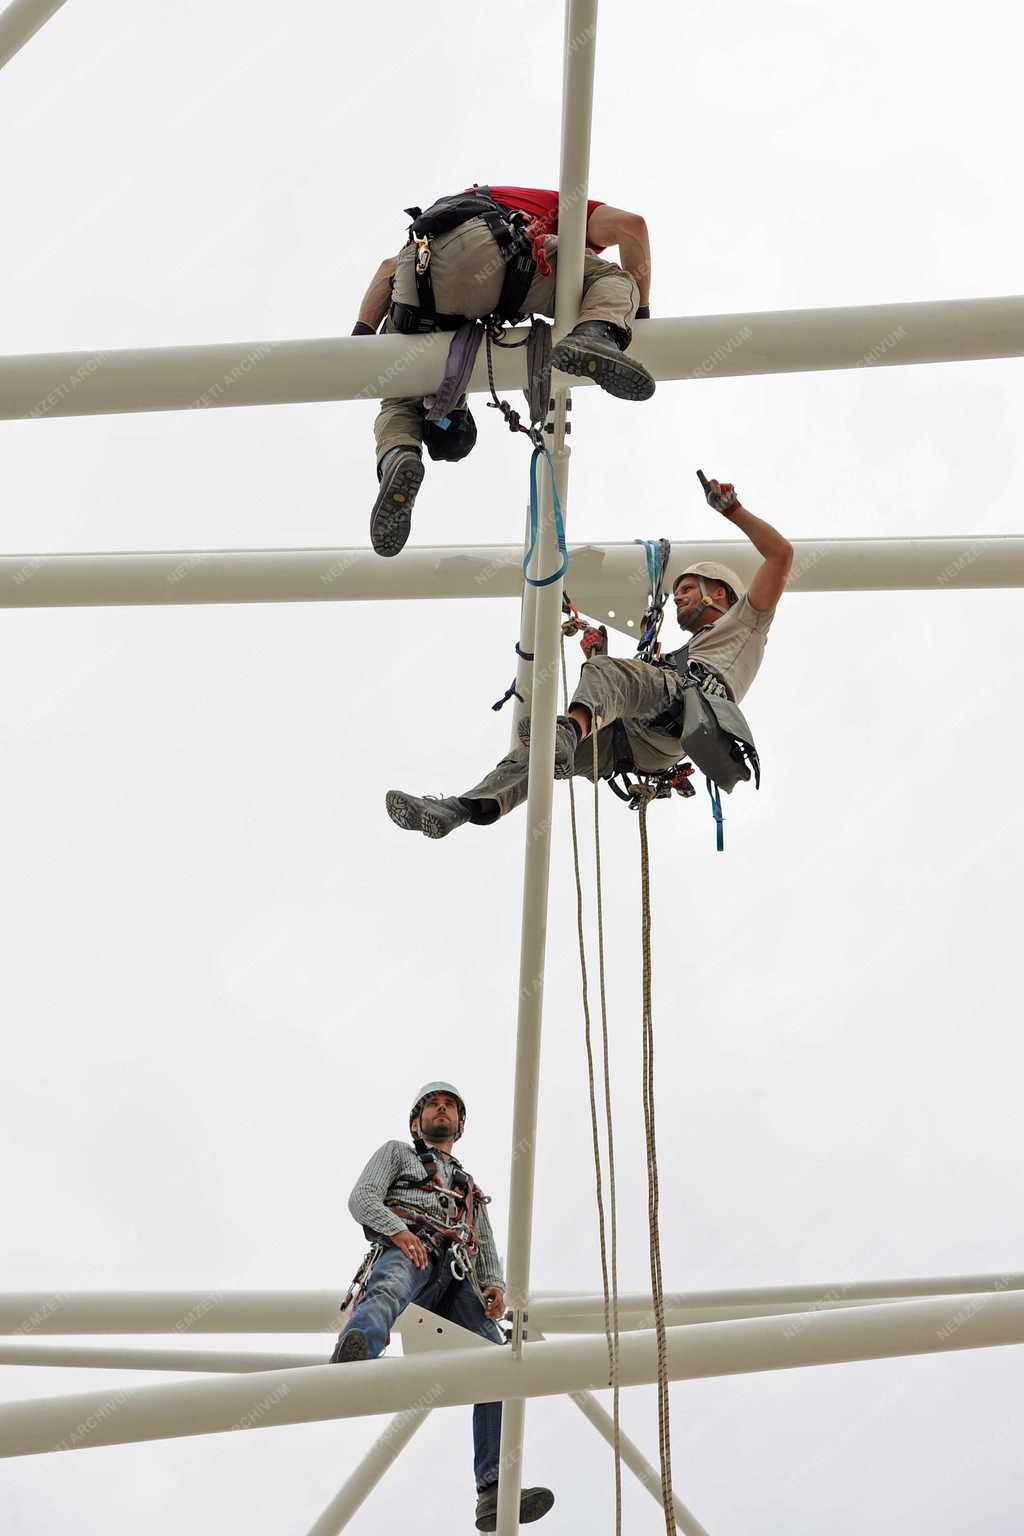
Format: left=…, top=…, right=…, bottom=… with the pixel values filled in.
left=551, top=320, right=655, bottom=401
left=370, top=448, right=425, bottom=557
left=328, top=1328, right=368, bottom=1364
left=385, top=790, right=471, bottom=839
left=516, top=714, right=578, bottom=779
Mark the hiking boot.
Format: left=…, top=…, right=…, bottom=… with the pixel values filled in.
left=475, top=1483, right=555, bottom=1531
left=328, top=1328, right=368, bottom=1364
left=370, top=447, right=425, bottom=558
left=550, top=320, right=655, bottom=401
left=517, top=714, right=578, bottom=779
left=385, top=790, right=471, bottom=839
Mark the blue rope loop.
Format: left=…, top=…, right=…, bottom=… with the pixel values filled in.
left=634, top=538, right=670, bottom=660
left=523, top=445, right=569, bottom=589
left=706, top=778, right=725, bottom=852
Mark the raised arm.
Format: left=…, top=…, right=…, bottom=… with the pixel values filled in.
left=584, top=204, right=651, bottom=311
left=353, top=252, right=401, bottom=335
left=701, top=476, right=794, bottom=613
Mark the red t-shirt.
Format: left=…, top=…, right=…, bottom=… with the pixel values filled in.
left=471, top=185, right=607, bottom=252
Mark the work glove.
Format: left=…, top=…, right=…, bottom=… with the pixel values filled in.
left=698, top=471, right=741, bottom=516
left=580, top=624, right=608, bottom=660
left=635, top=305, right=651, bottom=320
left=351, top=321, right=376, bottom=336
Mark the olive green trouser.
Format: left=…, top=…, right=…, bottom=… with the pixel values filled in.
left=461, top=656, right=684, bottom=818
left=374, top=222, right=640, bottom=461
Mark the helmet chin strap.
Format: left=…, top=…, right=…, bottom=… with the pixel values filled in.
left=678, top=576, right=727, bottom=627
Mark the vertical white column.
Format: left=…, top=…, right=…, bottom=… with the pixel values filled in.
left=495, top=3, right=598, bottom=1531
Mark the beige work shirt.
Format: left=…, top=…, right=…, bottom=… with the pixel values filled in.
left=684, top=596, right=774, bottom=703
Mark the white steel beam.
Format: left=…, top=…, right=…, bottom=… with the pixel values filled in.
left=570, top=1389, right=709, bottom=1536
left=1, top=1273, right=1019, bottom=1334
left=2, top=296, right=1023, bottom=419
left=2, top=1291, right=1024, bottom=1459
left=3, top=537, right=1020, bottom=617
left=497, top=4, right=597, bottom=1528
left=0, top=0, right=68, bottom=70
left=305, top=1409, right=432, bottom=1536
left=0, top=1343, right=318, bottom=1372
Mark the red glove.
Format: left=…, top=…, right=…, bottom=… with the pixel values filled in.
left=701, top=476, right=741, bottom=515
left=581, top=624, right=608, bottom=659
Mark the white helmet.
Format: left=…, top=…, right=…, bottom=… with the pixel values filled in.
left=410, top=1081, right=466, bottom=1140
left=675, top=561, right=745, bottom=614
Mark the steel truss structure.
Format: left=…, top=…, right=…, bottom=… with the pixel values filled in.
left=3, top=1, right=1023, bottom=1532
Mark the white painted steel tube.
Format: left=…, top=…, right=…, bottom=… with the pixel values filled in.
left=570, top=1390, right=709, bottom=1536
left=497, top=8, right=597, bottom=1531
left=0, top=1289, right=344, bottom=1335
left=0, top=1343, right=319, bottom=1372
left=0, top=0, right=68, bottom=69
left=1, top=1273, right=1018, bottom=1335
left=3, top=536, right=1021, bottom=614
left=3, top=297, right=1023, bottom=418
left=305, top=1409, right=431, bottom=1536
left=3, top=1292, right=1024, bottom=1459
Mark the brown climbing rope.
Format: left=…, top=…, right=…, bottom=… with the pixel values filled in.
left=562, top=638, right=622, bottom=1533
left=636, top=783, right=675, bottom=1529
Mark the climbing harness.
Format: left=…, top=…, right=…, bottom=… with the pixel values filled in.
left=562, top=640, right=623, bottom=1535
left=385, top=1135, right=493, bottom=1306
left=391, top=187, right=537, bottom=335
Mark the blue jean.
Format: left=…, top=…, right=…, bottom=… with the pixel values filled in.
left=337, top=1244, right=504, bottom=1491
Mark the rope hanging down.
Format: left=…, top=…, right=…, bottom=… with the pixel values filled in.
left=562, top=639, right=622, bottom=1535
left=636, top=785, right=675, bottom=1529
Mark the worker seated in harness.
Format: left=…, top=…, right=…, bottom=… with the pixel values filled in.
left=352, top=184, right=655, bottom=558
left=385, top=478, right=794, bottom=839
left=329, top=1082, right=555, bottom=1532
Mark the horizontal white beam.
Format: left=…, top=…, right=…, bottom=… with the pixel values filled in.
left=2, top=536, right=1021, bottom=620
left=2, top=296, right=1022, bottom=419
left=0, top=1342, right=319, bottom=1372
left=2, top=1273, right=1018, bottom=1336
left=530, top=1272, right=1024, bottom=1328
left=1, top=1291, right=1022, bottom=1458
left=0, top=0, right=69, bottom=71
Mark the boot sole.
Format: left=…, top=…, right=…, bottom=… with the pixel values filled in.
left=550, top=338, right=655, bottom=401
left=329, top=1328, right=368, bottom=1364
left=476, top=1488, right=555, bottom=1531
left=385, top=790, right=461, bottom=840
left=516, top=717, right=575, bottom=779
left=370, top=456, right=425, bottom=558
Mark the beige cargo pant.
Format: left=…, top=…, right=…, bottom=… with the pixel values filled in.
left=462, top=656, right=686, bottom=818
left=374, top=222, right=640, bottom=461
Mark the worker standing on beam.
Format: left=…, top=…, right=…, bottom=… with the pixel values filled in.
left=329, top=1082, right=555, bottom=1532
left=352, top=184, right=655, bottom=557
left=385, top=479, right=794, bottom=838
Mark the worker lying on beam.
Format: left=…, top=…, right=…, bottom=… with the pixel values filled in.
left=329, top=1082, right=555, bottom=1532
left=386, top=479, right=793, bottom=839
left=353, top=184, right=655, bottom=558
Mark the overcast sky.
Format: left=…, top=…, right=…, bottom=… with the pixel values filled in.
left=3, top=1, right=1023, bottom=1532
